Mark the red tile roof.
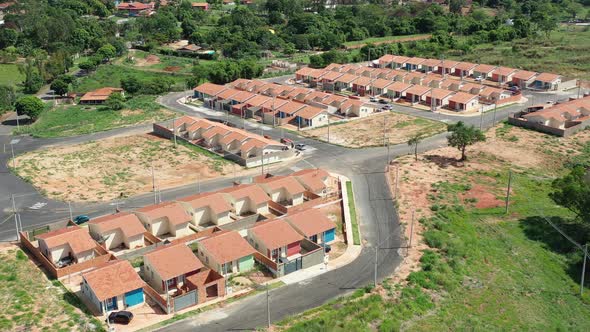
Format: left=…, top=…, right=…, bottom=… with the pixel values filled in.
left=249, top=219, right=303, bottom=250
left=535, top=72, right=561, bottom=83
left=473, top=64, right=497, bottom=74
left=117, top=2, right=154, bottom=10
left=292, top=169, right=330, bottom=192
left=36, top=226, right=96, bottom=254
left=421, top=59, right=442, bottom=67
left=246, top=95, right=271, bottom=107
left=334, top=74, right=358, bottom=84
left=145, top=244, right=204, bottom=280
left=406, top=85, right=431, bottom=96
left=199, top=230, right=256, bottom=264
left=194, top=83, right=227, bottom=96
left=296, top=106, right=325, bottom=120
left=512, top=70, right=537, bottom=80
left=79, top=88, right=123, bottom=102
left=136, top=201, right=191, bottom=226
left=454, top=62, right=477, bottom=71
left=220, top=184, right=269, bottom=205
left=89, top=212, right=146, bottom=238
left=285, top=208, right=336, bottom=237
left=178, top=192, right=232, bottom=214
left=428, top=88, right=455, bottom=100
left=372, top=78, right=394, bottom=89
left=387, top=81, right=412, bottom=92
left=440, top=60, right=460, bottom=69
left=493, top=67, right=517, bottom=77
left=277, top=101, right=307, bottom=115
left=231, top=91, right=256, bottom=103
left=83, top=260, right=145, bottom=301
left=449, top=92, right=478, bottom=104
left=322, top=71, right=344, bottom=81
left=256, top=175, right=306, bottom=195
left=217, top=88, right=242, bottom=100
left=406, top=57, right=427, bottom=66
left=353, top=76, right=374, bottom=87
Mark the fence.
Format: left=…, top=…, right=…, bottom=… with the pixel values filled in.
left=219, top=213, right=261, bottom=232
left=508, top=112, right=590, bottom=137
left=300, top=239, right=324, bottom=270
left=143, top=282, right=170, bottom=314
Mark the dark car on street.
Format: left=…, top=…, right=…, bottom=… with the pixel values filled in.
left=108, top=311, right=134, bottom=325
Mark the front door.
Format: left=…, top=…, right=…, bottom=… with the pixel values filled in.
left=106, top=296, right=118, bottom=311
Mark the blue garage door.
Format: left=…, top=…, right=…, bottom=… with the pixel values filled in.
left=324, top=229, right=335, bottom=243
left=125, top=288, right=144, bottom=307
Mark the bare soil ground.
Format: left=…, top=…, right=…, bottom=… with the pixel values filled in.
left=389, top=124, right=590, bottom=283
left=301, top=112, right=446, bottom=148
left=133, top=54, right=160, bottom=67
left=13, top=134, right=240, bottom=202
left=318, top=202, right=347, bottom=260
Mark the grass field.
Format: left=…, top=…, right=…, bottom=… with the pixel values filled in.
left=0, top=63, right=24, bottom=86
left=0, top=247, right=104, bottom=332
left=277, top=126, right=590, bottom=331
left=301, top=112, right=446, bottom=148
left=14, top=95, right=175, bottom=138
left=346, top=181, right=361, bottom=245
left=75, top=64, right=189, bottom=93
left=120, top=50, right=202, bottom=75
left=343, top=34, right=431, bottom=48
left=452, top=25, right=590, bottom=80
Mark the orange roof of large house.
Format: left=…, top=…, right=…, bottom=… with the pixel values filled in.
left=117, top=2, right=154, bottom=10
left=378, top=54, right=395, bottom=64
left=334, top=73, right=358, bottom=84
left=79, top=87, right=123, bottom=102
left=256, top=175, right=306, bottom=195
left=404, top=72, right=426, bottom=81
left=323, top=94, right=348, bottom=106
left=421, top=59, right=442, bottom=67
left=198, top=231, right=256, bottom=264
left=493, top=67, right=517, bottom=76
left=286, top=87, right=312, bottom=99
left=194, top=83, right=227, bottom=96
left=249, top=219, right=303, bottom=249
left=82, top=260, right=144, bottom=301
left=231, top=91, right=256, bottom=103
left=535, top=72, right=561, bottom=83
left=454, top=62, right=477, bottom=71
left=187, top=118, right=215, bottom=132
left=245, top=94, right=271, bottom=107
left=178, top=192, right=232, bottom=214
left=36, top=226, right=96, bottom=254
left=201, top=125, right=232, bottom=140
left=522, top=96, right=590, bottom=122
left=479, top=87, right=506, bottom=98
left=136, top=201, right=191, bottom=226
left=240, top=138, right=268, bottom=154
left=145, top=244, right=204, bottom=280
left=89, top=212, right=146, bottom=238
left=261, top=98, right=288, bottom=110
left=440, top=60, right=460, bottom=69
left=285, top=208, right=336, bottom=237
left=387, top=81, right=412, bottom=92
left=428, top=88, right=455, bottom=100
left=217, top=88, right=242, bottom=100
left=406, top=57, right=427, bottom=66
left=512, top=70, right=537, bottom=80
left=277, top=101, right=307, bottom=115
left=391, top=56, right=410, bottom=64
left=309, top=69, right=328, bottom=79
left=292, top=168, right=329, bottom=192
left=219, top=131, right=250, bottom=145
left=303, top=91, right=330, bottom=103
left=353, top=76, right=374, bottom=87
left=449, top=92, right=479, bottom=104
left=406, top=85, right=431, bottom=96
left=372, top=78, right=394, bottom=89
left=322, top=71, right=344, bottom=81
left=191, top=2, right=209, bottom=7
left=459, top=82, right=484, bottom=93
left=324, top=63, right=343, bottom=71
left=219, top=184, right=269, bottom=205
left=473, top=64, right=497, bottom=74
left=296, top=106, right=325, bottom=120
left=295, top=67, right=315, bottom=77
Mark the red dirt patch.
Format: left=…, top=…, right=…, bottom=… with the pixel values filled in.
left=164, top=66, right=181, bottom=72
left=463, top=185, right=503, bottom=209
left=145, top=54, right=160, bottom=64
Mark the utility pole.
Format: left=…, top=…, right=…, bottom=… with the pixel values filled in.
left=172, top=117, right=177, bottom=148
left=261, top=152, right=264, bottom=175
left=408, top=209, right=415, bottom=257
left=266, top=283, right=271, bottom=328
left=382, top=114, right=386, bottom=146
left=505, top=169, right=512, bottom=214
left=151, top=165, right=157, bottom=205
left=374, top=246, right=378, bottom=287
left=233, top=163, right=236, bottom=182
left=68, top=202, right=73, bottom=221
left=492, top=102, right=498, bottom=125
left=582, top=244, right=588, bottom=297
left=327, top=117, right=330, bottom=143
left=10, top=143, right=16, bottom=170
left=479, top=105, right=484, bottom=130
left=11, top=194, right=19, bottom=240
left=394, top=165, right=399, bottom=199
left=386, top=138, right=390, bottom=171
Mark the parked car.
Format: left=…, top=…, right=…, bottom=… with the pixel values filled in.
left=74, top=215, right=90, bottom=225
left=369, top=97, right=378, bottom=102
left=108, top=311, right=134, bottom=325
left=509, top=86, right=520, bottom=92
left=474, top=75, right=484, bottom=81
left=56, top=257, right=73, bottom=268
left=294, top=143, right=306, bottom=151
left=382, top=105, right=393, bottom=110
left=280, top=138, right=294, bottom=147
left=378, top=99, right=387, bottom=104
left=263, top=135, right=272, bottom=139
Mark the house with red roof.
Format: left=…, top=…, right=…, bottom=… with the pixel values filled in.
left=285, top=209, right=336, bottom=244
left=88, top=212, right=146, bottom=250
left=134, top=202, right=192, bottom=238
left=473, top=64, right=497, bottom=80
left=247, top=219, right=304, bottom=263
left=36, top=226, right=97, bottom=265
left=438, top=60, right=460, bottom=76
left=405, top=85, right=432, bottom=104
left=144, top=244, right=204, bottom=293
left=491, top=67, right=518, bottom=83
left=81, top=260, right=145, bottom=314
left=193, top=83, right=227, bottom=102
left=479, top=87, right=512, bottom=104
left=405, top=57, right=427, bottom=71
left=421, top=59, right=441, bottom=73
left=292, top=168, right=331, bottom=196
left=333, top=73, right=358, bottom=91
left=376, top=54, right=395, bottom=68
left=351, top=76, right=374, bottom=96
left=219, top=184, right=270, bottom=216
left=340, top=99, right=377, bottom=118
left=294, top=106, right=329, bottom=129
left=521, top=96, right=590, bottom=130
left=79, top=87, right=124, bottom=105
left=196, top=230, right=256, bottom=275
left=116, top=1, right=155, bottom=16
left=424, top=88, right=455, bottom=108
left=255, top=174, right=306, bottom=206
left=177, top=192, right=233, bottom=227
left=385, top=81, right=412, bottom=99
left=511, top=70, right=537, bottom=88
left=448, top=92, right=480, bottom=112
left=533, top=73, right=563, bottom=91
left=453, top=62, right=477, bottom=78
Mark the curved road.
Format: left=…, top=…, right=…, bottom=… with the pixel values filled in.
left=0, top=87, right=581, bottom=331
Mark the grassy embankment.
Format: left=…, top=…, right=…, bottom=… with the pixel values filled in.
left=277, top=125, right=590, bottom=331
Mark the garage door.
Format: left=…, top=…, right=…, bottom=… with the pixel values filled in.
left=324, top=229, right=335, bottom=243
left=124, top=288, right=144, bottom=307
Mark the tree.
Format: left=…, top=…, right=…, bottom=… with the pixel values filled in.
left=15, top=96, right=44, bottom=121
left=407, top=134, right=423, bottom=161
left=97, top=44, right=116, bottom=63
left=78, top=58, right=99, bottom=72
left=447, top=121, right=485, bottom=161
left=121, top=76, right=142, bottom=95
left=19, top=58, right=45, bottom=94
left=0, top=85, right=17, bottom=114
left=449, top=0, right=466, bottom=14
left=105, top=92, right=125, bottom=110
left=50, top=79, right=69, bottom=97
left=550, top=166, right=590, bottom=223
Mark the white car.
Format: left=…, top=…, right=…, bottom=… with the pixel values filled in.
left=474, top=75, right=484, bottom=81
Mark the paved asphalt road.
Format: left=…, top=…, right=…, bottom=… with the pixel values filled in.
left=0, top=85, right=584, bottom=331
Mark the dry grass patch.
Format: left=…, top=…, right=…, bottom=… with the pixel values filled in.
left=13, top=134, right=240, bottom=202
left=301, top=112, right=446, bottom=148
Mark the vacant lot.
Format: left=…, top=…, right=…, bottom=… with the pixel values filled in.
left=13, top=134, right=238, bottom=201
left=301, top=112, right=446, bottom=147
left=278, top=125, right=590, bottom=331
left=0, top=245, right=104, bottom=332
left=119, top=50, right=199, bottom=75
left=343, top=34, right=431, bottom=49
left=14, top=95, right=175, bottom=138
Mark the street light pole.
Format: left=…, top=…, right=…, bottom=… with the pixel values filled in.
left=582, top=244, right=588, bottom=297
left=151, top=165, right=157, bottom=205
left=68, top=202, right=73, bottom=221
left=266, top=283, right=271, bottom=328
left=374, top=246, right=378, bottom=287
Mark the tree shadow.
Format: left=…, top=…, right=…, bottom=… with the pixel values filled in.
left=520, top=215, right=590, bottom=283
left=424, top=154, right=465, bottom=168
left=2, top=118, right=32, bottom=126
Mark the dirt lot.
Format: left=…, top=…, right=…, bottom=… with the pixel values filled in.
left=0, top=244, right=103, bottom=332
left=301, top=112, right=446, bottom=148
left=13, top=134, right=239, bottom=202
left=389, top=124, right=590, bottom=283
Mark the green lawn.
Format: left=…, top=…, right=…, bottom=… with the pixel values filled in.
left=451, top=25, right=590, bottom=80
left=346, top=181, right=361, bottom=245
left=0, top=248, right=104, bottom=331
left=14, top=95, right=175, bottom=138
left=343, top=34, right=430, bottom=48
left=278, top=134, right=590, bottom=331
left=75, top=64, right=189, bottom=93
left=0, top=63, right=24, bottom=86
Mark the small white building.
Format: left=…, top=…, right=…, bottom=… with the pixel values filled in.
left=177, top=192, right=233, bottom=227
left=219, top=184, right=270, bottom=216
left=134, top=202, right=193, bottom=238
left=36, top=226, right=97, bottom=265
left=88, top=212, right=145, bottom=250
left=255, top=175, right=306, bottom=206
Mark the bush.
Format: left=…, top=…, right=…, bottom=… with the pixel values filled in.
left=15, top=96, right=44, bottom=121
left=105, top=93, right=125, bottom=110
